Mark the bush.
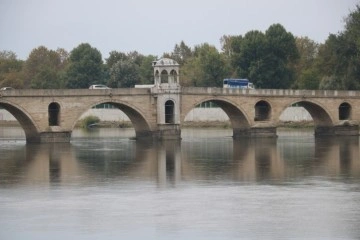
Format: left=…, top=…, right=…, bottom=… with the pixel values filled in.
left=80, top=115, right=100, bottom=128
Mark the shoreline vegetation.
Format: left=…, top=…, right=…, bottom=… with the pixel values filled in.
left=0, top=120, right=314, bottom=129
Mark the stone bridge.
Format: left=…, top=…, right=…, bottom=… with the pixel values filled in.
left=1, top=58, right=360, bottom=143
left=0, top=86, right=359, bottom=143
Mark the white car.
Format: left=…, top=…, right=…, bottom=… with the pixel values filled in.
left=89, top=85, right=111, bottom=89
left=0, top=87, right=14, bottom=90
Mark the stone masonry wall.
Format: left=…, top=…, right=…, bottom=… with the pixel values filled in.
left=0, top=107, right=312, bottom=123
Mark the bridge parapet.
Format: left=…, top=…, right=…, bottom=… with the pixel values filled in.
left=181, top=87, right=360, bottom=98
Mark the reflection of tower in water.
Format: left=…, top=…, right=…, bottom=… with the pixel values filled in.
left=157, top=141, right=181, bottom=187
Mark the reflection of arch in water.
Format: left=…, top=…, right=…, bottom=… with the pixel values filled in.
left=314, top=136, right=360, bottom=177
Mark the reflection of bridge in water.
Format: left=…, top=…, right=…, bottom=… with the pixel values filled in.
left=1, top=136, right=359, bottom=186
left=1, top=58, right=360, bottom=142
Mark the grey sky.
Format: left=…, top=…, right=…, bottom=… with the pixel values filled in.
left=0, top=0, right=358, bottom=60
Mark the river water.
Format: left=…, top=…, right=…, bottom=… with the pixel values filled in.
left=0, top=127, right=360, bottom=240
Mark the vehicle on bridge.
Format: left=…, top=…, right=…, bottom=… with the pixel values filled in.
left=223, top=79, right=254, bottom=89
left=0, top=87, right=14, bottom=91
left=89, top=84, right=111, bottom=89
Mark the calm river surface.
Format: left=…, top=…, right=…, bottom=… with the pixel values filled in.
left=1, top=127, right=360, bottom=240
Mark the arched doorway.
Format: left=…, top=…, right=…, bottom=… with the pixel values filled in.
left=165, top=100, right=175, bottom=124
left=48, top=102, right=60, bottom=126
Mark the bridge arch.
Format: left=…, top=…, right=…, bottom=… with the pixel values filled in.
left=279, top=100, right=334, bottom=126
left=0, top=100, right=40, bottom=142
left=182, top=97, right=251, bottom=131
left=75, top=99, right=154, bottom=138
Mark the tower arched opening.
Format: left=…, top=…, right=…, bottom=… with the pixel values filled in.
left=160, top=70, right=168, bottom=84
left=169, top=69, right=178, bottom=84
left=165, top=100, right=175, bottom=124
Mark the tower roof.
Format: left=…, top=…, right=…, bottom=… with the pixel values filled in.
left=152, top=58, right=179, bottom=67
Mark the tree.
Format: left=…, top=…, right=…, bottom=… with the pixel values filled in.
left=293, top=37, right=320, bottom=89
left=138, top=54, right=156, bottom=84
left=0, top=50, right=24, bottom=88
left=65, top=43, right=104, bottom=88
left=22, top=46, right=67, bottom=89
left=170, top=41, right=192, bottom=65
left=107, top=59, right=139, bottom=88
left=228, top=24, right=299, bottom=89
left=182, top=43, right=229, bottom=87
left=262, top=24, right=299, bottom=88
left=316, top=5, right=360, bottom=90
left=106, top=51, right=156, bottom=85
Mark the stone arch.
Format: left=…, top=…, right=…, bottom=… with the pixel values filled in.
left=165, top=100, right=175, bottom=124
left=254, top=100, right=271, bottom=121
left=182, top=98, right=251, bottom=135
left=74, top=100, right=154, bottom=138
left=280, top=100, right=334, bottom=126
left=160, top=70, right=168, bottom=83
left=169, top=69, right=178, bottom=84
left=154, top=70, right=160, bottom=85
left=0, top=100, right=40, bottom=142
left=339, top=102, right=351, bottom=120
left=48, top=102, right=60, bottom=126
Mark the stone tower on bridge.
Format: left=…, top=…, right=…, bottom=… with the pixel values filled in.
left=151, top=58, right=181, bottom=139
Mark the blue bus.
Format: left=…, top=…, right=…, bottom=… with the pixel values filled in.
left=223, top=79, right=254, bottom=89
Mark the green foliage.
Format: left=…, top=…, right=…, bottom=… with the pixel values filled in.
left=169, top=41, right=193, bottom=65
left=315, top=5, right=360, bottom=90
left=80, top=115, right=100, bottom=128
left=319, top=75, right=343, bottom=90
left=65, top=43, right=104, bottom=88
left=228, top=24, right=299, bottom=89
left=108, top=59, right=139, bottom=87
left=0, top=50, right=24, bottom=88
left=22, top=46, right=68, bottom=89
left=105, top=51, right=156, bottom=86
left=293, top=37, right=320, bottom=89
left=181, top=43, right=229, bottom=87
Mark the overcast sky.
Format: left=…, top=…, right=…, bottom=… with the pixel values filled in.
left=0, top=0, right=358, bottom=60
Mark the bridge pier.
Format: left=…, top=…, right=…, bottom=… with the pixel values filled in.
left=134, top=125, right=181, bottom=141
left=315, top=124, right=359, bottom=136
left=233, top=127, right=277, bottom=138
left=157, top=124, right=181, bottom=140
left=27, top=131, right=72, bottom=143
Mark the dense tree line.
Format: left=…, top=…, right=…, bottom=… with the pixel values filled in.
left=1, top=5, right=359, bottom=90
